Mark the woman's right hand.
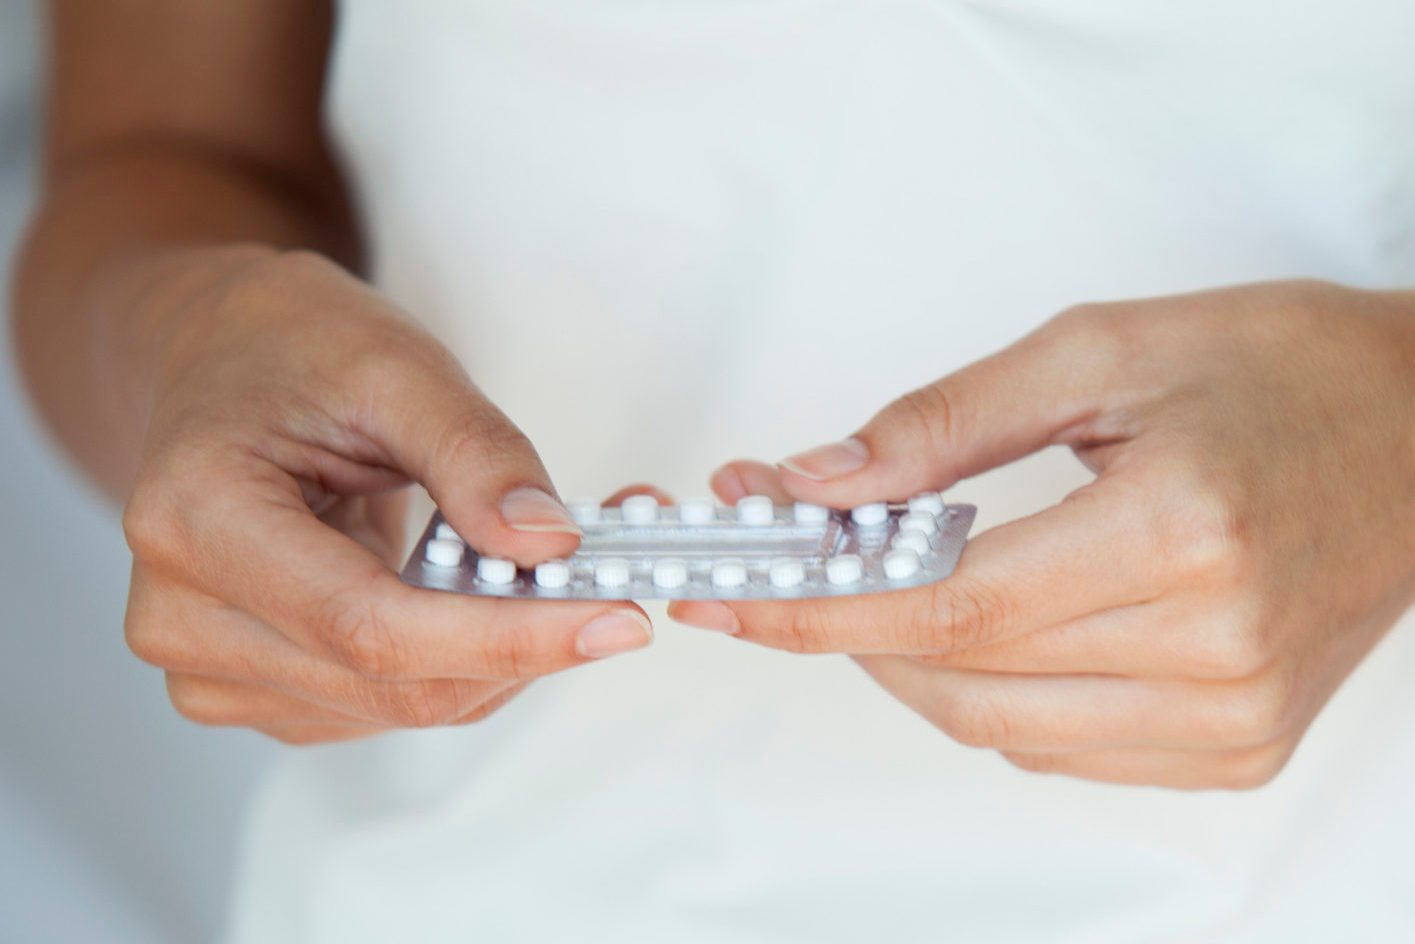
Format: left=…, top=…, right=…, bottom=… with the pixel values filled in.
left=120, top=248, right=653, bottom=744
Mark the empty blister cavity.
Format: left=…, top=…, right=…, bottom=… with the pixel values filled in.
left=404, top=500, right=975, bottom=601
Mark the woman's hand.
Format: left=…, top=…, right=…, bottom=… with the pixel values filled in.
left=121, top=249, right=652, bottom=744
left=672, top=281, right=1415, bottom=788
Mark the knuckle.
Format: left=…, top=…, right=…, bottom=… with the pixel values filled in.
left=775, top=607, right=833, bottom=655
left=1209, top=671, right=1296, bottom=748
left=323, top=597, right=408, bottom=679
left=923, top=580, right=1011, bottom=653
left=1150, top=475, right=1251, bottom=584
left=1002, top=751, right=1063, bottom=775
left=937, top=690, right=1016, bottom=749
left=1217, top=742, right=1294, bottom=791
left=482, top=626, right=539, bottom=679
left=165, top=674, right=224, bottom=725
left=889, top=383, right=956, bottom=457
left=1187, top=612, right=1272, bottom=680
left=122, top=479, right=184, bottom=565
left=382, top=680, right=462, bottom=728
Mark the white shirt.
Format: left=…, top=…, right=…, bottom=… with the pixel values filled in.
left=228, top=2, right=1415, bottom=940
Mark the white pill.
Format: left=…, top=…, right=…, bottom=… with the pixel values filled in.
left=711, top=558, right=748, bottom=589
left=424, top=538, right=464, bottom=568
left=883, top=548, right=922, bottom=580
left=898, top=511, right=938, bottom=536
left=794, top=502, right=830, bottom=525
left=851, top=502, right=889, bottom=527
left=893, top=530, right=932, bottom=557
left=679, top=497, right=717, bottom=525
left=595, top=558, right=631, bottom=588
left=769, top=557, right=806, bottom=589
left=621, top=494, right=659, bottom=525
left=653, top=558, right=689, bottom=589
left=826, top=554, right=864, bottom=585
left=434, top=522, right=461, bottom=542
left=534, top=559, right=571, bottom=589
left=907, top=491, right=946, bottom=515
left=736, top=495, right=775, bottom=526
left=568, top=499, right=601, bottom=525
left=477, top=556, right=517, bottom=585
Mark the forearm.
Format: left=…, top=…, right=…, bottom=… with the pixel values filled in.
left=11, top=140, right=363, bottom=499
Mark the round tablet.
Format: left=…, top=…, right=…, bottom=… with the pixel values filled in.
left=593, top=558, right=631, bottom=588
left=653, top=558, right=689, bottom=589
left=898, top=511, right=938, bottom=536
left=768, top=557, right=806, bottom=589
left=907, top=491, right=946, bottom=515
left=883, top=548, right=922, bottom=580
left=679, top=497, right=717, bottom=525
left=793, top=502, right=830, bottom=525
left=434, top=522, right=462, bottom=542
left=736, top=495, right=775, bottom=526
left=621, top=494, right=659, bottom=525
left=826, top=554, right=864, bottom=585
left=711, top=558, right=748, bottom=589
left=534, top=559, right=571, bottom=589
left=892, top=530, right=932, bottom=558
left=424, top=538, right=464, bottom=568
left=477, top=556, right=517, bottom=585
left=851, top=502, right=889, bottom=527
left=568, top=499, right=601, bottom=525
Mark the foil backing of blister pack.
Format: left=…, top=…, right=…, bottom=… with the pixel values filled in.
left=400, top=497, right=976, bottom=601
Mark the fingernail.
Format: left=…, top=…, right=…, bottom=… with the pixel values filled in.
left=501, top=487, right=581, bottom=535
left=670, top=601, right=741, bottom=635
left=779, top=438, right=869, bottom=482
left=575, top=611, right=654, bottom=659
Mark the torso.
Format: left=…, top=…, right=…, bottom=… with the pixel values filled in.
left=227, top=3, right=1415, bottom=940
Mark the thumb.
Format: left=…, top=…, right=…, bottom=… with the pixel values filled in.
left=364, top=358, right=580, bottom=569
left=776, top=314, right=1118, bottom=505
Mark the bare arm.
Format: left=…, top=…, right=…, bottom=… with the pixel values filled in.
left=13, top=0, right=360, bottom=498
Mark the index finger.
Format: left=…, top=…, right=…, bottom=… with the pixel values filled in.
left=130, top=463, right=652, bottom=680
left=668, top=480, right=1160, bottom=655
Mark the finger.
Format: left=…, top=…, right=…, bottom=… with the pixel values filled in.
left=669, top=480, right=1155, bottom=655
left=856, top=656, right=1296, bottom=752
left=124, top=515, right=653, bottom=681
left=1001, top=740, right=1296, bottom=790
left=602, top=483, right=676, bottom=506
left=774, top=310, right=1127, bottom=506
left=923, top=598, right=1273, bottom=681
left=127, top=574, right=541, bottom=723
left=166, top=672, right=368, bottom=727
left=709, top=460, right=793, bottom=504
left=347, top=340, right=582, bottom=568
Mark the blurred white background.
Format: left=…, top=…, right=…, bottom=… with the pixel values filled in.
left=0, top=3, right=273, bottom=940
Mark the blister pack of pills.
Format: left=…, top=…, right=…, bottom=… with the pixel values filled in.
left=400, top=493, right=976, bottom=601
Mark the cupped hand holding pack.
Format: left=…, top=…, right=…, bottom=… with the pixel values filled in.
left=672, top=280, right=1415, bottom=789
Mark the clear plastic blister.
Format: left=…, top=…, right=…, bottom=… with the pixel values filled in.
left=400, top=493, right=976, bottom=601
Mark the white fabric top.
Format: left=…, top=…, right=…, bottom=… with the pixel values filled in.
left=228, top=2, right=1415, bottom=941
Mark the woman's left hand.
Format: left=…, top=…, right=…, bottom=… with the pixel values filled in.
left=671, top=280, right=1415, bottom=789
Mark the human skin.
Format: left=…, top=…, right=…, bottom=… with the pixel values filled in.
left=672, top=281, right=1415, bottom=788
left=13, top=1, right=651, bottom=744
